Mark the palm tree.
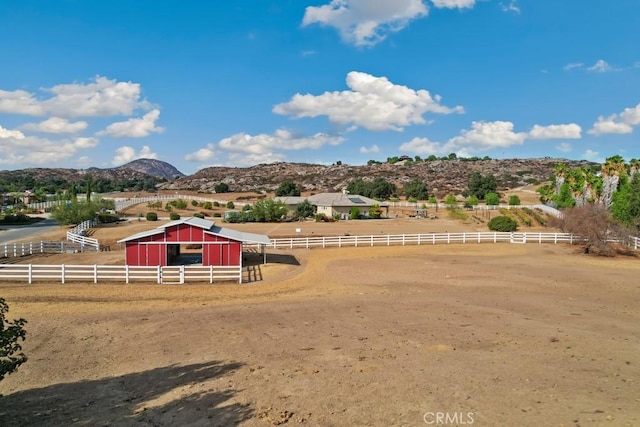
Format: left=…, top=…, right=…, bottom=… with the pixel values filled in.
left=601, top=155, right=627, bottom=209
left=554, top=163, right=569, bottom=195
left=629, top=158, right=640, bottom=176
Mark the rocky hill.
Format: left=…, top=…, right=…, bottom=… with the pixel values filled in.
left=113, top=159, right=184, bottom=179
left=0, top=159, right=183, bottom=193
left=160, top=158, right=596, bottom=197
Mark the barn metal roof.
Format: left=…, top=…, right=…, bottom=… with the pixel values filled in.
left=117, top=217, right=271, bottom=245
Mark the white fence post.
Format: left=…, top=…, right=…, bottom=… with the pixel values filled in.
left=61, top=264, right=65, bottom=284
left=28, top=264, right=33, bottom=284
left=94, top=264, right=98, bottom=283
left=125, top=265, right=129, bottom=284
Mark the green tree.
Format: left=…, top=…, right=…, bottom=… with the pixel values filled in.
left=554, top=183, right=576, bottom=208
left=191, top=199, right=199, bottom=207
left=488, top=216, right=518, bottom=232
left=275, top=180, right=301, bottom=197
left=508, top=195, right=521, bottom=206
left=465, top=195, right=479, bottom=206
left=444, top=194, right=457, bottom=207
left=294, top=200, right=315, bottom=219
left=611, top=173, right=640, bottom=230
left=0, top=298, right=27, bottom=382
left=202, top=201, right=213, bottom=210
left=226, top=201, right=235, bottom=209
left=466, top=172, right=498, bottom=199
left=485, top=192, right=500, bottom=206
left=214, top=182, right=230, bottom=193
left=350, top=206, right=361, bottom=219
left=251, top=199, right=288, bottom=222
left=369, top=204, right=383, bottom=219
left=146, top=212, right=158, bottom=221
left=50, top=197, right=105, bottom=225
left=403, top=179, right=429, bottom=200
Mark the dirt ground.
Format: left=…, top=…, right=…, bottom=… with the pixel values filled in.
left=1, top=215, right=639, bottom=426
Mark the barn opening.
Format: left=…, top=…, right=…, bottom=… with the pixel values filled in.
left=167, top=244, right=203, bottom=265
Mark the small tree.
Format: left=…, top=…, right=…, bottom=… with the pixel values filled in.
left=350, top=206, right=360, bottom=219
left=191, top=200, right=199, bottom=207
left=556, top=204, right=626, bottom=255
left=169, top=212, right=180, bottom=220
left=203, top=201, right=213, bottom=210
left=226, top=201, right=235, bottom=209
left=294, top=200, right=315, bottom=220
left=369, top=204, right=383, bottom=219
left=508, top=195, right=521, bottom=206
left=275, top=180, right=301, bottom=197
left=488, top=216, right=518, bottom=232
left=214, top=182, right=230, bottom=193
left=0, top=298, right=27, bottom=381
left=404, top=179, right=429, bottom=200
left=485, top=192, right=500, bottom=206
left=146, top=212, right=158, bottom=221
left=444, top=195, right=457, bottom=207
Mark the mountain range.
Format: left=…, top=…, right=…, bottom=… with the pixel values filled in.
left=1, top=158, right=596, bottom=197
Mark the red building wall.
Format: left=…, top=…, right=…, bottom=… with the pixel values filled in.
left=124, top=225, right=242, bottom=267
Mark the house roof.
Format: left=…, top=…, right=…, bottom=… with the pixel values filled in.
left=274, top=193, right=388, bottom=208
left=117, top=217, right=271, bottom=245
left=307, top=192, right=387, bottom=207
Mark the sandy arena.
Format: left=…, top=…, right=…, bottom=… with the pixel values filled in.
left=0, top=215, right=639, bottom=426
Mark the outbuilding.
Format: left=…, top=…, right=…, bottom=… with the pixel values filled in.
left=117, top=217, right=270, bottom=267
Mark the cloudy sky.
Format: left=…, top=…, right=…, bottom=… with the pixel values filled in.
left=0, top=0, right=638, bottom=174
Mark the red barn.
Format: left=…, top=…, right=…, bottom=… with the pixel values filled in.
left=117, top=217, right=271, bottom=267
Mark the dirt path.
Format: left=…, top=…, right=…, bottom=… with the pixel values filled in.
left=1, top=243, right=639, bottom=426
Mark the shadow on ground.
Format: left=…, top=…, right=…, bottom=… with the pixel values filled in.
left=0, top=361, right=251, bottom=427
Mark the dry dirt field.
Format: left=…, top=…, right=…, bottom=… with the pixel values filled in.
left=1, top=214, right=639, bottom=426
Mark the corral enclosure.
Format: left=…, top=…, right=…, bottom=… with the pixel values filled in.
left=0, top=203, right=639, bottom=425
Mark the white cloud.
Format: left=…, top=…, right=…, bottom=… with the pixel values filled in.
left=186, top=129, right=345, bottom=166
left=20, top=117, right=88, bottom=134
left=432, top=0, right=475, bottom=9
left=185, top=145, right=216, bottom=162
left=500, top=0, right=520, bottom=13
left=588, top=59, right=613, bottom=73
left=97, top=109, right=164, bottom=138
left=448, top=121, right=527, bottom=149
left=528, top=123, right=582, bottom=140
left=273, top=71, right=463, bottom=132
left=399, top=136, right=445, bottom=155
left=0, top=76, right=150, bottom=118
left=563, top=62, right=583, bottom=71
left=111, top=145, right=158, bottom=166
left=556, top=142, right=572, bottom=153
left=401, top=121, right=533, bottom=156
left=0, top=134, right=99, bottom=166
left=359, top=144, right=380, bottom=154
left=0, top=125, right=25, bottom=140
left=302, top=0, right=429, bottom=47
left=588, top=104, right=640, bottom=135
left=582, top=149, right=601, bottom=162
left=620, top=103, right=640, bottom=125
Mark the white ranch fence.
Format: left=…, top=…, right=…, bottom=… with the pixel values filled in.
left=0, top=264, right=243, bottom=284
left=266, top=231, right=578, bottom=249
left=66, top=219, right=100, bottom=251
left=1, top=241, right=87, bottom=258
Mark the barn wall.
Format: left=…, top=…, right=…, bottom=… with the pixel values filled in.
left=124, top=225, right=247, bottom=267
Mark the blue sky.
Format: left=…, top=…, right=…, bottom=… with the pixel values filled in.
left=0, top=0, right=638, bottom=174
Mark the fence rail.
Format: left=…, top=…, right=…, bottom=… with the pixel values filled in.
left=66, top=219, right=100, bottom=251
left=267, top=232, right=578, bottom=249
left=0, top=264, right=243, bottom=284
left=2, top=241, right=85, bottom=258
